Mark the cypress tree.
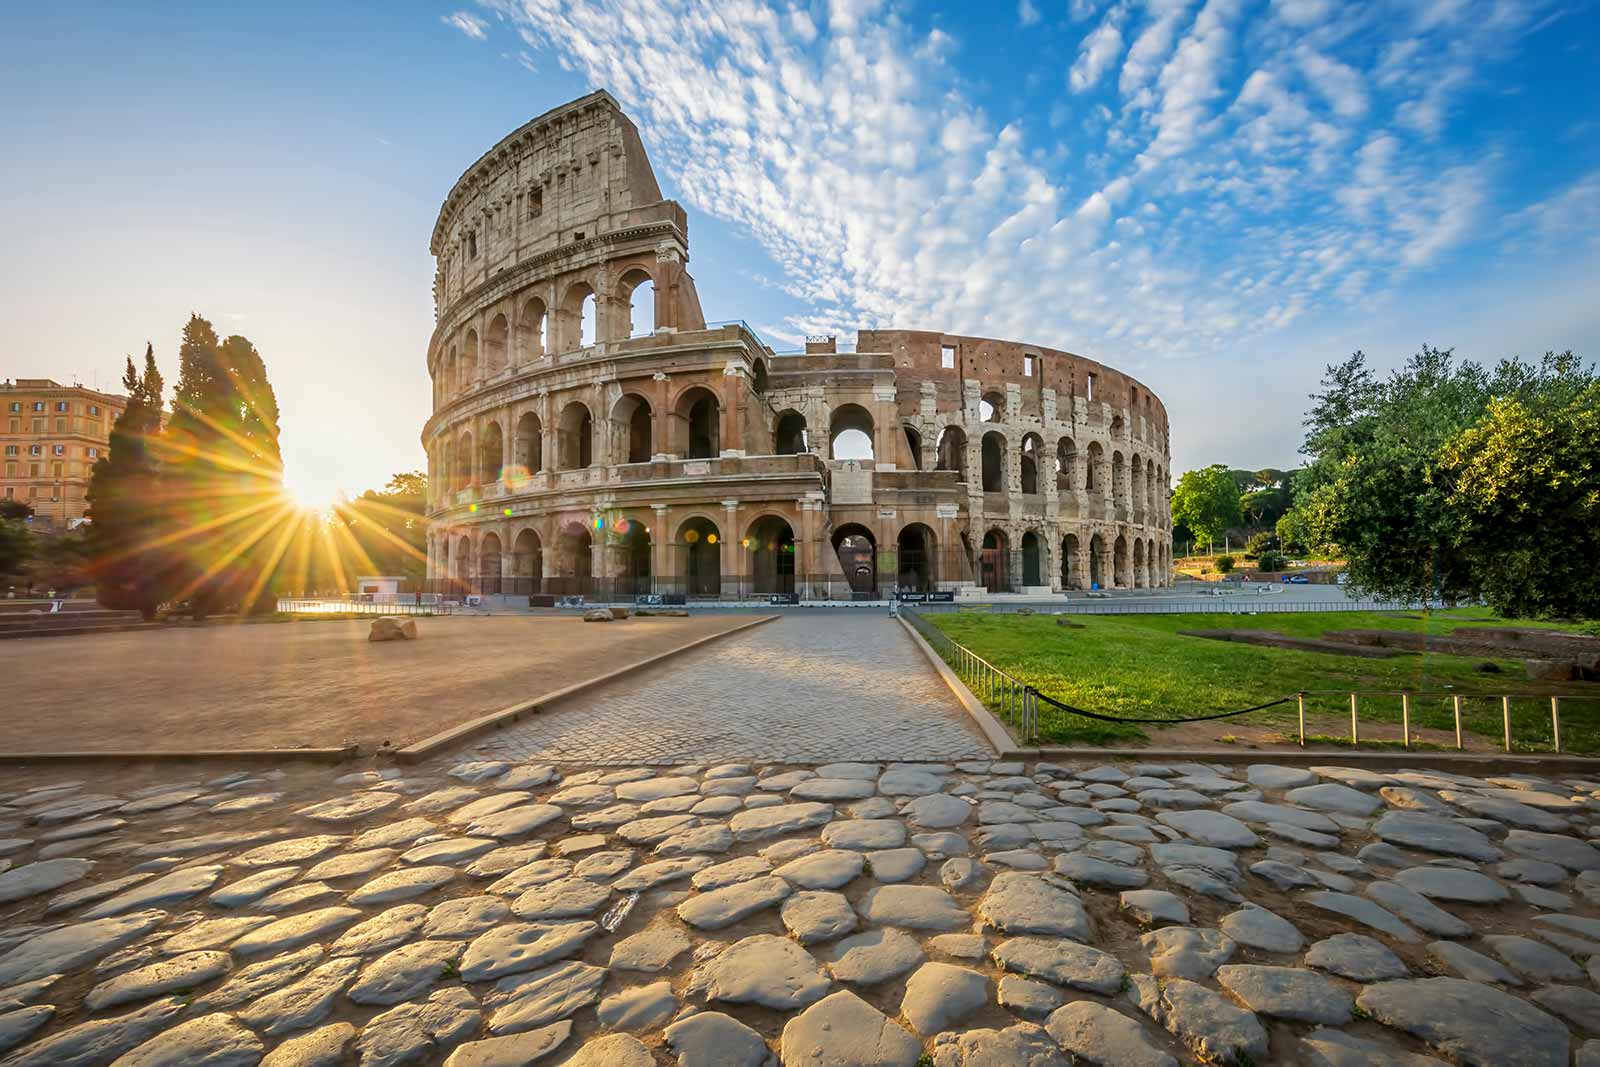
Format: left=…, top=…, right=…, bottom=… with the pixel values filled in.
left=86, top=344, right=166, bottom=618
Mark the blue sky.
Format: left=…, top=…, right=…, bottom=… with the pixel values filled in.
left=2, top=0, right=1596, bottom=504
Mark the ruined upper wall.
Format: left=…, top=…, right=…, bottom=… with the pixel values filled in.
left=429, top=91, right=683, bottom=317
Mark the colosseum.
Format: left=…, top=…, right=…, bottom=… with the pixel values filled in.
left=422, top=91, right=1172, bottom=601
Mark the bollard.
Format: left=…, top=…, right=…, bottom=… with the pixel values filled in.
left=1401, top=693, right=1411, bottom=749
left=1297, top=693, right=1306, bottom=747
left=1552, top=696, right=1562, bottom=754
left=1503, top=695, right=1513, bottom=753
left=1453, top=694, right=1464, bottom=750
left=1350, top=693, right=1359, bottom=746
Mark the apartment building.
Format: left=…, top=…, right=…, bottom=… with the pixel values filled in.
left=1, top=378, right=125, bottom=530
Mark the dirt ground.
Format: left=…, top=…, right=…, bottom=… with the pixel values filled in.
left=0, top=614, right=756, bottom=754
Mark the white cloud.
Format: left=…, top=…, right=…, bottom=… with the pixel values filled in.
left=1018, top=0, right=1042, bottom=27
left=1507, top=170, right=1600, bottom=250
left=1118, top=0, right=1192, bottom=97
left=441, top=10, right=489, bottom=40
left=1070, top=7, right=1125, bottom=93
left=1295, top=47, right=1367, bottom=118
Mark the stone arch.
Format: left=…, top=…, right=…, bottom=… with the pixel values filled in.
left=774, top=410, right=808, bottom=455
left=613, top=515, right=652, bottom=595
left=444, top=347, right=458, bottom=398
left=460, top=329, right=479, bottom=389
left=1114, top=533, right=1130, bottom=587
left=451, top=535, right=472, bottom=582
left=455, top=429, right=474, bottom=490
left=610, top=393, right=654, bottom=465
left=1112, top=451, right=1127, bottom=511
left=558, top=401, right=593, bottom=470
left=980, top=391, right=1005, bottom=423
left=980, top=527, right=1010, bottom=593
left=897, top=522, right=938, bottom=593
left=484, top=314, right=509, bottom=377
left=936, top=425, right=967, bottom=481
left=513, top=411, right=543, bottom=482
left=554, top=521, right=594, bottom=595
left=1061, top=532, right=1080, bottom=589
left=1020, top=434, right=1043, bottom=495
left=516, top=296, right=547, bottom=363
left=1133, top=537, right=1147, bottom=588
left=903, top=424, right=923, bottom=470
left=676, top=515, right=721, bottom=597
left=1056, top=437, right=1077, bottom=491
left=673, top=386, right=721, bottom=459
left=479, top=531, right=504, bottom=590
left=1021, top=529, right=1043, bottom=586
left=619, top=267, right=655, bottom=339
left=745, top=513, right=796, bottom=595
left=829, top=403, right=875, bottom=461
left=512, top=528, right=543, bottom=593
left=832, top=522, right=877, bottom=596
left=1146, top=458, right=1157, bottom=516
left=1089, top=532, right=1107, bottom=588
left=1130, top=454, right=1145, bottom=517
left=751, top=358, right=769, bottom=395
left=981, top=430, right=1007, bottom=493
left=1086, top=441, right=1104, bottom=493
left=480, top=420, right=505, bottom=484
left=558, top=281, right=597, bottom=351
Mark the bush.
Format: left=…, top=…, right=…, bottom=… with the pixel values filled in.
left=1246, top=531, right=1277, bottom=556
left=1257, top=551, right=1287, bottom=572
left=1215, top=554, right=1236, bottom=574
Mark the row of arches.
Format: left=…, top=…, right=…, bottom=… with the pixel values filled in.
left=434, top=270, right=658, bottom=405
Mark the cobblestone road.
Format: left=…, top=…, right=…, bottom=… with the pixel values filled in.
left=468, top=612, right=992, bottom=764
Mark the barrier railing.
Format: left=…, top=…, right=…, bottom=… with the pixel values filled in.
left=903, top=607, right=1595, bottom=753
left=275, top=598, right=455, bottom=617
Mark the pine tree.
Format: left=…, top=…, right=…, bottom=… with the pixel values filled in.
left=86, top=344, right=166, bottom=618
left=158, top=315, right=285, bottom=616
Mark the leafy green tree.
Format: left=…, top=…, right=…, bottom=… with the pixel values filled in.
left=0, top=500, right=31, bottom=521
left=86, top=346, right=168, bottom=618
left=0, top=516, right=33, bottom=577
left=336, top=471, right=430, bottom=580
left=158, top=315, right=284, bottom=616
left=1436, top=376, right=1599, bottom=618
left=1170, top=464, right=1243, bottom=547
left=1215, top=554, right=1236, bottom=574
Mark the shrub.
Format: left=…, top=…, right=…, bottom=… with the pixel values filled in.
left=1257, top=551, right=1287, bottom=572
left=1216, top=554, right=1236, bottom=574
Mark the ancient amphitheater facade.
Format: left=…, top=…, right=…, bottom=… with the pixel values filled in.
left=423, top=92, right=1172, bottom=600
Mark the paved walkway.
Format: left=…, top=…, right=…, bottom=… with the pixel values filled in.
left=467, top=613, right=992, bottom=763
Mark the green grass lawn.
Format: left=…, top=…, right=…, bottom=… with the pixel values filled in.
left=925, top=608, right=1600, bottom=752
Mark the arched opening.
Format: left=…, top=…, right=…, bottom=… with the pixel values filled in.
left=832, top=524, right=877, bottom=597
left=903, top=425, right=923, bottom=470
left=980, top=392, right=1004, bottom=422
left=555, top=522, right=594, bottom=596
left=1020, top=435, right=1041, bottom=495
left=1021, top=531, right=1042, bottom=586
left=620, top=269, right=655, bottom=338
left=1112, top=451, right=1127, bottom=510
left=1089, top=533, right=1106, bottom=588
left=444, top=348, right=457, bottom=399
left=746, top=515, right=796, bottom=595
left=460, top=330, right=479, bottom=391
left=1114, top=534, right=1129, bottom=587
left=613, top=517, right=652, bottom=597
left=774, top=410, right=808, bottom=455
left=1061, top=533, right=1080, bottom=589
left=1111, top=414, right=1124, bottom=436
left=674, top=387, right=721, bottom=459
left=1146, top=458, right=1157, bottom=515
left=558, top=402, right=593, bottom=470
left=480, top=422, right=504, bottom=485
left=1133, top=538, right=1147, bottom=588
left=513, top=529, right=542, bottom=594
left=516, top=297, right=547, bottom=363
left=611, top=394, right=654, bottom=465
left=513, top=412, right=542, bottom=484
left=751, top=359, right=769, bottom=395
left=1056, top=437, right=1077, bottom=491
left=936, top=425, right=967, bottom=481
left=829, top=404, right=875, bottom=461
left=452, top=536, right=472, bottom=583
left=484, top=314, right=509, bottom=377
left=1130, top=454, right=1145, bottom=517
left=981, top=431, right=1006, bottom=493
left=1086, top=442, right=1104, bottom=493
left=897, top=523, right=937, bottom=593
left=580, top=292, right=597, bottom=348
left=677, top=517, right=721, bottom=597
left=455, top=431, right=474, bottom=490
left=980, top=528, right=1011, bottom=593
left=559, top=282, right=596, bottom=351
left=479, top=532, right=503, bottom=593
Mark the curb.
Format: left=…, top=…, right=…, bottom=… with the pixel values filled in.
left=1003, top=745, right=1600, bottom=773
left=393, top=614, right=781, bottom=763
left=896, top=615, right=1013, bottom=757
left=0, top=744, right=359, bottom=766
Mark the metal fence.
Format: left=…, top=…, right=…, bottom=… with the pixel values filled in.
left=915, top=596, right=1440, bottom=616
left=275, top=598, right=456, bottom=616
left=902, top=606, right=1040, bottom=740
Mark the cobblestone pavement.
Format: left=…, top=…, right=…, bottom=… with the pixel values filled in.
left=468, top=613, right=993, bottom=764
left=4, top=755, right=1600, bottom=1065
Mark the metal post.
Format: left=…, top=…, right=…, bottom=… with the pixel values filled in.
left=1552, top=696, right=1562, bottom=754
left=1401, top=693, right=1411, bottom=749
left=1297, top=693, right=1306, bottom=747
left=1503, top=695, right=1512, bottom=753
left=1453, top=694, right=1463, bottom=750
left=1350, top=693, right=1359, bottom=746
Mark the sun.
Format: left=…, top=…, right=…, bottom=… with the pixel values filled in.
left=281, top=475, right=336, bottom=514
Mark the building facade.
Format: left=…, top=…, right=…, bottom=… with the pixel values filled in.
left=423, top=92, right=1172, bottom=599
left=1, top=378, right=124, bottom=530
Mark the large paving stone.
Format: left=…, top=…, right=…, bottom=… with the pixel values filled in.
left=329, top=905, right=430, bottom=959
left=775, top=849, right=865, bottom=889
left=84, top=950, right=232, bottom=1011
left=1215, top=963, right=1353, bottom=1023
left=0, top=859, right=94, bottom=905
left=115, top=1012, right=263, bottom=1067
left=1482, top=935, right=1584, bottom=982
left=1054, top=852, right=1149, bottom=888
left=679, top=875, right=792, bottom=930
left=1427, top=941, right=1521, bottom=984
left=595, top=979, right=676, bottom=1031
left=1303, top=891, right=1420, bottom=942
left=1287, top=782, right=1383, bottom=815
left=231, top=907, right=362, bottom=956
left=976, top=873, right=1092, bottom=940
left=1364, top=881, right=1472, bottom=938
left=694, top=934, right=831, bottom=1010
left=349, top=866, right=457, bottom=905
left=1394, top=866, right=1509, bottom=903
left=992, top=935, right=1124, bottom=993
left=510, top=877, right=610, bottom=920
left=356, top=987, right=481, bottom=1067
left=1441, top=792, right=1571, bottom=831
left=663, top=1011, right=769, bottom=1067
left=237, top=957, right=360, bottom=1035
left=2, top=996, right=184, bottom=1067
left=0, top=909, right=167, bottom=985
left=440, top=1020, right=570, bottom=1067
left=350, top=940, right=465, bottom=1006
left=1306, top=932, right=1409, bottom=981
left=1155, top=810, right=1260, bottom=848
left=1046, top=1001, right=1176, bottom=1067
left=0, top=1005, right=53, bottom=1057
left=1119, top=889, right=1189, bottom=927
left=489, top=961, right=606, bottom=1034
left=259, top=1022, right=358, bottom=1067
left=1219, top=904, right=1303, bottom=953
left=901, top=962, right=990, bottom=1035
left=81, top=864, right=223, bottom=918
left=781, top=890, right=858, bottom=944
left=878, top=768, right=947, bottom=796
left=1357, top=976, right=1570, bottom=1066
left=1221, top=800, right=1340, bottom=832
left=190, top=944, right=322, bottom=1012
left=1298, top=1026, right=1452, bottom=1066
left=1142, top=927, right=1236, bottom=979
left=729, top=803, right=833, bottom=842
left=1504, top=830, right=1600, bottom=871
left=902, top=793, right=973, bottom=829
left=821, top=819, right=906, bottom=851
left=780, top=990, right=922, bottom=1066
left=1372, top=812, right=1502, bottom=861
left=858, top=885, right=969, bottom=930
left=824, top=928, right=925, bottom=985
left=1247, top=765, right=1317, bottom=790
left=1130, top=974, right=1268, bottom=1067
left=460, top=922, right=595, bottom=982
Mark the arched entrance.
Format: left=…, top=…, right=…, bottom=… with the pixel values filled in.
left=774, top=410, right=808, bottom=454
left=1114, top=534, right=1129, bottom=588
left=832, top=524, right=877, bottom=597
left=513, top=529, right=542, bottom=595
left=451, top=536, right=472, bottom=585
left=513, top=412, right=542, bottom=484
left=675, top=388, right=720, bottom=459
left=1089, top=533, right=1106, bottom=589
left=897, top=523, right=937, bottom=593
left=558, top=403, right=593, bottom=470
left=612, top=394, right=653, bottom=465
left=1020, top=436, right=1041, bottom=495
left=1021, top=531, right=1042, bottom=586
left=982, top=432, right=1006, bottom=493
left=1134, top=538, right=1146, bottom=588
left=481, top=422, right=504, bottom=485
left=479, top=532, right=503, bottom=594
left=1061, top=533, right=1079, bottom=590
left=677, top=517, right=721, bottom=597
left=555, top=522, right=593, bottom=596
left=980, top=528, right=1010, bottom=593
left=829, top=404, right=875, bottom=461
left=613, top=517, right=652, bottom=597
left=936, top=425, right=967, bottom=481
left=746, top=515, right=795, bottom=595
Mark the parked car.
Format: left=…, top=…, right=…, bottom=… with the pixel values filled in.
left=1284, top=574, right=1310, bottom=584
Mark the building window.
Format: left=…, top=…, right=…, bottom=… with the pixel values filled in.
left=529, top=188, right=542, bottom=217
left=3, top=486, right=12, bottom=499
left=29, top=445, right=41, bottom=456
left=6, top=402, right=17, bottom=413
left=467, top=232, right=478, bottom=259
left=54, top=419, right=65, bottom=432
left=3, top=445, right=14, bottom=456
left=55, top=401, right=69, bottom=412
left=4, top=464, right=13, bottom=477
left=573, top=230, right=585, bottom=241
left=88, top=447, right=99, bottom=458
left=52, top=462, right=63, bottom=478
left=32, top=419, right=43, bottom=432
left=7, top=420, right=16, bottom=433
left=53, top=445, right=65, bottom=456
left=1086, top=373, right=1096, bottom=402
left=32, top=402, right=44, bottom=412
left=940, top=345, right=955, bottom=369
left=89, top=404, right=100, bottom=416
left=1024, top=354, right=1036, bottom=377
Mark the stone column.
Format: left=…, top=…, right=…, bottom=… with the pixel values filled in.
left=720, top=499, right=739, bottom=598
left=651, top=506, right=670, bottom=595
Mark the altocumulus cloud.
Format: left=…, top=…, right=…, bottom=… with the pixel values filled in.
left=463, top=0, right=1581, bottom=364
